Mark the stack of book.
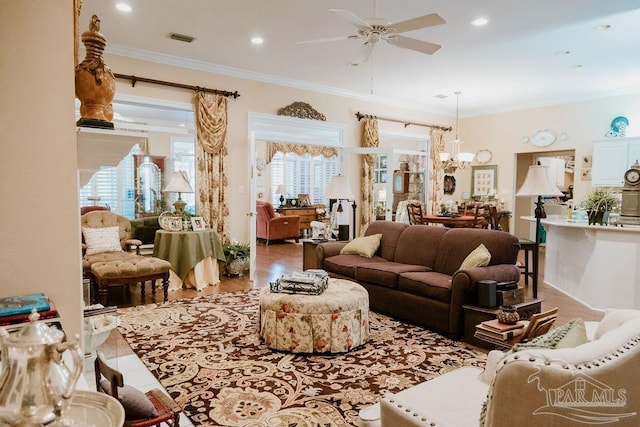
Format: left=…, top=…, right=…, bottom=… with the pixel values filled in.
left=475, top=318, right=526, bottom=342
left=0, top=292, right=59, bottom=327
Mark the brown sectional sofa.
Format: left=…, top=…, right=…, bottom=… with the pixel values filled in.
left=315, top=221, right=521, bottom=336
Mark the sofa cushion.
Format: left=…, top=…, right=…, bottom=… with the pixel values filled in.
left=340, top=234, right=383, bottom=258
left=397, top=271, right=452, bottom=303
left=460, top=243, right=491, bottom=270
left=82, top=226, right=124, bottom=255
left=393, top=225, right=447, bottom=267
left=323, top=254, right=387, bottom=279
left=434, top=229, right=519, bottom=275
left=594, top=308, right=640, bottom=340
left=363, top=221, right=409, bottom=261
left=512, top=318, right=588, bottom=351
left=355, top=262, right=431, bottom=289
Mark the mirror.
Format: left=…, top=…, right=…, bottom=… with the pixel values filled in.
left=77, top=98, right=196, bottom=219
left=134, top=155, right=165, bottom=216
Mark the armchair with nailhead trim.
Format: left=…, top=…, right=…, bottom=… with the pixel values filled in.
left=359, top=310, right=640, bottom=427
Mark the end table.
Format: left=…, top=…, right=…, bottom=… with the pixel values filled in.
left=463, top=298, right=543, bottom=350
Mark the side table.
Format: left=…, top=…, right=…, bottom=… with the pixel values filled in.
left=302, top=239, right=330, bottom=270
left=463, top=298, right=543, bottom=350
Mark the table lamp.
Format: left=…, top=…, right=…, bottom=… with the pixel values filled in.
left=325, top=174, right=356, bottom=240
left=516, top=162, right=562, bottom=298
left=276, top=184, right=287, bottom=207
left=163, top=170, right=194, bottom=215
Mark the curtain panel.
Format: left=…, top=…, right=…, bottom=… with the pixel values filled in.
left=266, top=142, right=337, bottom=163
left=194, top=92, right=230, bottom=241
left=361, top=117, right=379, bottom=236
left=428, top=128, right=445, bottom=215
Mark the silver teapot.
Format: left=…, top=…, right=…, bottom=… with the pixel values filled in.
left=0, top=310, right=83, bottom=425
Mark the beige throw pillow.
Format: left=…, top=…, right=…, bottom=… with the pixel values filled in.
left=82, top=226, right=123, bottom=255
left=340, top=234, right=383, bottom=258
left=460, top=244, right=491, bottom=270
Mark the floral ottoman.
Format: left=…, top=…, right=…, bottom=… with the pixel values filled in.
left=258, top=278, right=370, bottom=353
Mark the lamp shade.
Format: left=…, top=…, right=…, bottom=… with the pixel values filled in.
left=516, top=165, right=563, bottom=197
left=275, top=184, right=287, bottom=194
left=163, top=170, right=193, bottom=194
left=324, top=174, right=355, bottom=200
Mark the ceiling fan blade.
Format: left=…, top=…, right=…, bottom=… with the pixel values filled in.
left=330, top=9, right=372, bottom=29
left=390, top=13, right=446, bottom=34
left=350, top=43, right=375, bottom=66
left=297, top=35, right=359, bottom=45
left=389, top=35, right=441, bottom=55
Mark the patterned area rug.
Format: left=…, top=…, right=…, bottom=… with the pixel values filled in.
left=117, top=290, right=486, bottom=426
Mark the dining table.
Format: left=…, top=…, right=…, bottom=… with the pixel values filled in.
left=422, top=214, right=478, bottom=228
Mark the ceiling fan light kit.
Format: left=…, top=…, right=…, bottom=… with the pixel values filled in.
left=299, top=8, right=447, bottom=65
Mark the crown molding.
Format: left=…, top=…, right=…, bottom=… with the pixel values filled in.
left=105, top=44, right=442, bottom=115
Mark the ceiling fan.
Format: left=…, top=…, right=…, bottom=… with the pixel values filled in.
left=297, top=9, right=446, bottom=66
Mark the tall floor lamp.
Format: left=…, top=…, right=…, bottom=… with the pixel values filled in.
left=515, top=162, right=562, bottom=298
left=325, top=174, right=356, bottom=240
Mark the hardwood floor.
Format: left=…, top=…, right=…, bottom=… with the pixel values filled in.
left=119, top=239, right=603, bottom=326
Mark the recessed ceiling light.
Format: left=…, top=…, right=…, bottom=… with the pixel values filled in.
left=251, top=36, right=264, bottom=45
left=594, top=24, right=611, bottom=31
left=471, top=17, right=488, bottom=27
left=115, top=3, right=132, bottom=12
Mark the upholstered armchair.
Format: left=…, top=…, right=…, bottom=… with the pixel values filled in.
left=81, top=211, right=171, bottom=305
left=360, top=310, right=640, bottom=427
left=256, top=201, right=300, bottom=245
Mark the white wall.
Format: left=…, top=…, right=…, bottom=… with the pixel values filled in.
left=460, top=93, right=640, bottom=233
left=103, top=53, right=640, bottom=242
left=0, top=1, right=82, bottom=337
left=104, top=54, right=454, bottom=242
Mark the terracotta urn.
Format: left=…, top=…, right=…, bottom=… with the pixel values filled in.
left=75, top=15, right=115, bottom=129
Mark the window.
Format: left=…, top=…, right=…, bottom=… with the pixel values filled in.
left=170, top=137, right=196, bottom=214
left=270, top=152, right=337, bottom=205
left=79, top=145, right=138, bottom=218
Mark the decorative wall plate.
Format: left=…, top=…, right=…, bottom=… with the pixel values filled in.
left=532, top=129, right=556, bottom=147
left=475, top=149, right=492, bottom=164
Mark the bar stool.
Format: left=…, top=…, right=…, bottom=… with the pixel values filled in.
left=518, top=238, right=536, bottom=286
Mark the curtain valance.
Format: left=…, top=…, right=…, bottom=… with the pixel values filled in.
left=266, top=142, right=337, bottom=163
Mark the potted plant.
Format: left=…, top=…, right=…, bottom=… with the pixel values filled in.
left=580, top=188, right=620, bottom=225
left=223, top=241, right=250, bottom=276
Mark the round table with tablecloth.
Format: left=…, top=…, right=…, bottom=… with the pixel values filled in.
left=258, top=278, right=370, bottom=353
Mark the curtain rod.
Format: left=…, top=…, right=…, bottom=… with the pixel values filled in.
left=355, top=111, right=451, bottom=132
left=114, top=73, right=241, bottom=99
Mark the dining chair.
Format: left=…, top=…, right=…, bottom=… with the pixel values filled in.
left=94, top=354, right=181, bottom=426
left=406, top=202, right=426, bottom=225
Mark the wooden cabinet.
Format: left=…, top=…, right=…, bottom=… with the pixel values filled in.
left=278, top=207, right=316, bottom=234
left=592, top=137, right=640, bottom=186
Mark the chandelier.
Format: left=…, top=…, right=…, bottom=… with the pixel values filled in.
left=439, top=92, right=474, bottom=173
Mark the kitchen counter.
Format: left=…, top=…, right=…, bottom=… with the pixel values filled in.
left=523, top=216, right=640, bottom=310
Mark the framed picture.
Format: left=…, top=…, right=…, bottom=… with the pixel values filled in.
left=444, top=175, right=456, bottom=195
left=298, top=193, right=311, bottom=207
left=471, top=165, right=498, bottom=197
left=191, top=216, right=206, bottom=231
left=167, top=217, right=183, bottom=232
